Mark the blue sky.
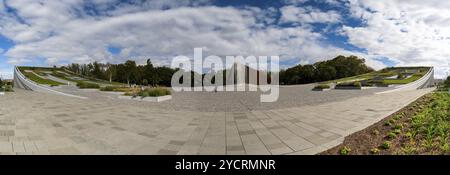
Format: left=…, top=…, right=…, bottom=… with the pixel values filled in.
left=1, top=0, right=449, bottom=79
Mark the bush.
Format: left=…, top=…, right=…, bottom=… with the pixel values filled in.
left=138, top=88, right=171, bottom=98
left=76, top=82, right=100, bottom=89
left=5, top=85, right=14, bottom=92
left=336, top=81, right=362, bottom=88
left=313, top=84, right=330, bottom=90
left=100, top=86, right=115, bottom=91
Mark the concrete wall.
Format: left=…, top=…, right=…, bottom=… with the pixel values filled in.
left=13, top=67, right=86, bottom=99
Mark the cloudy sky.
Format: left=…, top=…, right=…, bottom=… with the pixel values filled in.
left=1, top=0, right=450, bottom=79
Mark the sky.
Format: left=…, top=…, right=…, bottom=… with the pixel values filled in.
left=1, top=0, right=450, bottom=79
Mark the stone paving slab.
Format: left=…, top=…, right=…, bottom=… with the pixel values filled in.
left=0, top=87, right=434, bottom=155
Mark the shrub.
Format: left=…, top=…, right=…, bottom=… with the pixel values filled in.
left=5, top=85, right=14, bottom=92
left=336, top=81, right=362, bottom=88
left=313, top=84, right=330, bottom=90
left=381, top=141, right=391, bottom=149
left=137, top=88, right=171, bottom=98
left=387, top=132, right=397, bottom=139
left=76, top=82, right=100, bottom=89
left=100, top=86, right=115, bottom=91
left=340, top=146, right=351, bottom=155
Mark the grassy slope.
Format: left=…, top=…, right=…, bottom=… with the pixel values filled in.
left=382, top=73, right=424, bottom=84
left=322, top=67, right=429, bottom=85
left=21, top=71, right=64, bottom=86
left=19, top=66, right=125, bottom=87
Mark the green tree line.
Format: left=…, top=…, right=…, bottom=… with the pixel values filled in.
left=64, top=59, right=178, bottom=87
left=279, top=55, right=374, bottom=85
left=63, top=55, right=373, bottom=87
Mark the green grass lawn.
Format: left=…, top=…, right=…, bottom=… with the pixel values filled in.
left=382, top=73, right=425, bottom=84
left=22, top=71, right=65, bottom=86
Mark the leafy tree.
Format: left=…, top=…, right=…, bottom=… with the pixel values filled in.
left=142, top=79, right=149, bottom=86
left=315, top=64, right=336, bottom=81
left=91, top=61, right=104, bottom=79
left=123, top=60, right=138, bottom=85
left=445, top=76, right=450, bottom=87
left=280, top=55, right=373, bottom=85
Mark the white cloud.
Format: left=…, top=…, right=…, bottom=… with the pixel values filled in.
left=280, top=5, right=342, bottom=24
left=0, top=0, right=354, bottom=70
left=2, top=0, right=441, bottom=79
left=343, top=0, right=450, bottom=78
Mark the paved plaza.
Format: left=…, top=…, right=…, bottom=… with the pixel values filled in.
left=0, top=85, right=433, bottom=155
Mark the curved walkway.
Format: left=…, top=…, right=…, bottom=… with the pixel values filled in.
left=0, top=87, right=433, bottom=155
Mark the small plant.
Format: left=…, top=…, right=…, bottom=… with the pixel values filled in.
left=76, top=82, right=100, bottom=89
left=313, top=84, right=330, bottom=90
left=340, top=146, right=351, bottom=155
left=136, top=87, right=172, bottom=98
left=384, top=121, right=392, bottom=126
left=387, top=132, right=397, bottom=139
left=353, top=81, right=362, bottom=87
left=100, top=86, right=115, bottom=91
left=370, top=148, right=380, bottom=154
left=381, top=141, right=391, bottom=149
left=404, top=132, right=413, bottom=139
left=393, top=115, right=403, bottom=120
left=393, top=129, right=402, bottom=134
left=393, top=124, right=403, bottom=130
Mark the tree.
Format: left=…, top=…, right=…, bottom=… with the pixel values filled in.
left=279, top=55, right=373, bottom=85
left=124, top=60, right=138, bottom=86
left=315, top=64, right=336, bottom=81
left=105, top=63, right=117, bottom=83
left=142, top=79, right=149, bottom=86
left=91, top=61, right=104, bottom=79
left=445, top=76, right=450, bottom=86
left=0, top=78, right=4, bottom=87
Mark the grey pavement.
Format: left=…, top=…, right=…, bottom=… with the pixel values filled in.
left=0, top=86, right=433, bottom=155
left=52, top=84, right=395, bottom=112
